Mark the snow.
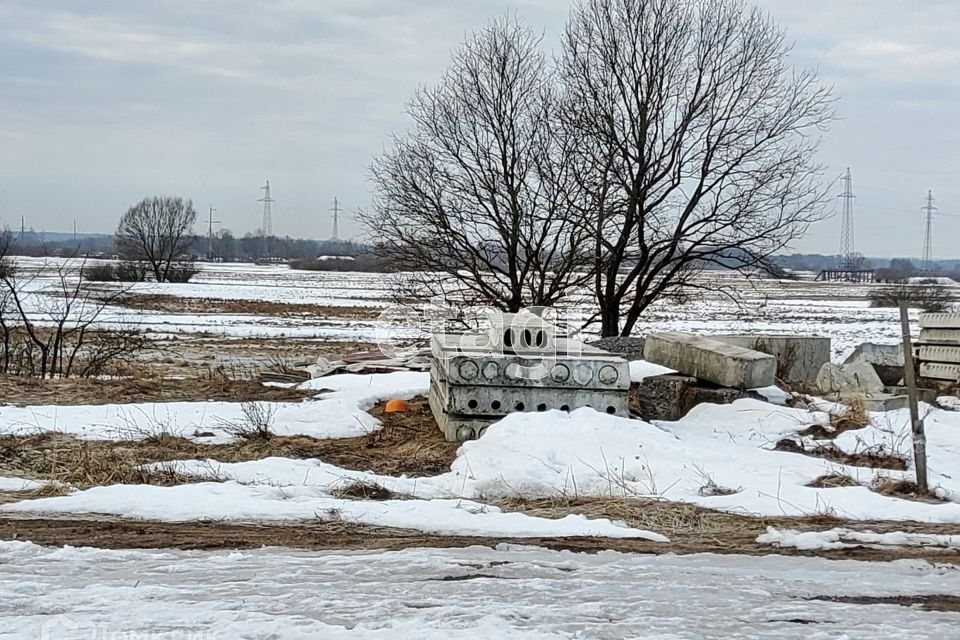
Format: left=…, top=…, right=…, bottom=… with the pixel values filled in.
left=627, top=360, right=675, bottom=382
left=0, top=372, right=429, bottom=443
left=0, top=481, right=663, bottom=540
left=792, top=403, right=960, bottom=503
left=759, top=527, right=960, bottom=551
left=0, top=476, right=44, bottom=492
left=2, top=541, right=960, bottom=639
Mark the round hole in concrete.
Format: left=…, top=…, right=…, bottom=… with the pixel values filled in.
left=537, top=403, right=547, bottom=412
left=560, top=405, right=570, bottom=412
left=468, top=399, right=478, bottom=410
left=606, top=406, right=617, bottom=415
left=515, top=402, right=525, bottom=411
left=523, top=329, right=532, bottom=346
left=491, top=400, right=502, bottom=410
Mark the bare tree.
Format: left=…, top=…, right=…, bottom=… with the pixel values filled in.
left=116, top=196, right=198, bottom=283
left=0, top=229, right=146, bottom=378
left=362, top=15, right=593, bottom=311
left=561, top=0, right=836, bottom=336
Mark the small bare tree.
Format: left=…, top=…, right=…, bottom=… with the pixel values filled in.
left=561, top=0, right=836, bottom=336
left=363, top=15, right=593, bottom=311
left=116, top=196, right=198, bottom=283
left=0, top=229, right=146, bottom=378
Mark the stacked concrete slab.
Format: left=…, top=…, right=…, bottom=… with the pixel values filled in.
left=643, top=332, right=776, bottom=389
left=711, top=335, right=830, bottom=383
left=917, top=313, right=960, bottom=384
left=430, top=313, right=630, bottom=442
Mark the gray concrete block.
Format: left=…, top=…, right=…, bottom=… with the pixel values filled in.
left=643, top=332, right=776, bottom=389
left=920, top=313, right=960, bottom=329
left=919, top=362, right=960, bottom=382
left=816, top=362, right=885, bottom=395
left=713, top=335, right=830, bottom=382
left=919, top=328, right=960, bottom=345
left=919, top=345, right=960, bottom=364
left=838, top=393, right=910, bottom=412
left=431, top=377, right=629, bottom=418
left=845, top=343, right=904, bottom=386
left=632, top=375, right=756, bottom=422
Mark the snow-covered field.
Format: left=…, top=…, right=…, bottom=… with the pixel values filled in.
left=4, top=370, right=960, bottom=529
left=9, top=257, right=942, bottom=355
left=2, top=541, right=959, bottom=639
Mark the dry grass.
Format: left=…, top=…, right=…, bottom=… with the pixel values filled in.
left=0, top=372, right=317, bottom=406
left=0, top=433, right=203, bottom=490
left=774, top=438, right=908, bottom=471
left=329, top=480, right=398, bottom=501
left=807, top=473, right=859, bottom=488
left=831, top=397, right=871, bottom=432
left=871, top=477, right=946, bottom=502
left=115, top=293, right=382, bottom=320
left=0, top=396, right=454, bottom=490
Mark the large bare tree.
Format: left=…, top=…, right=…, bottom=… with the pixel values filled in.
left=116, top=196, right=197, bottom=283
left=363, top=16, right=593, bottom=311
left=561, top=0, right=836, bottom=336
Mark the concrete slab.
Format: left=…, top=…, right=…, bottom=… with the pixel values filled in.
left=919, top=362, right=960, bottom=382
left=837, top=393, right=910, bottom=412
left=919, top=313, right=960, bottom=329
left=643, top=332, right=776, bottom=389
left=919, top=345, right=960, bottom=365
left=919, top=328, right=960, bottom=345
left=816, top=362, right=885, bottom=395
left=632, top=374, right=756, bottom=422
left=712, top=335, right=830, bottom=382
left=845, top=343, right=904, bottom=386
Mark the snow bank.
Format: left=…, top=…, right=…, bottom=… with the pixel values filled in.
left=759, top=527, right=960, bottom=551
left=0, top=372, right=429, bottom=443
left=0, top=481, right=666, bottom=541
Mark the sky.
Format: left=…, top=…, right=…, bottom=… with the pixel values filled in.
left=0, top=0, right=958, bottom=258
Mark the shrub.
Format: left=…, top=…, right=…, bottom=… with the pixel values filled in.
left=869, top=284, right=956, bottom=312
left=82, top=264, right=118, bottom=282
left=164, top=262, right=199, bottom=283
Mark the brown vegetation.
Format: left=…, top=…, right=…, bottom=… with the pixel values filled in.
left=113, top=293, right=383, bottom=320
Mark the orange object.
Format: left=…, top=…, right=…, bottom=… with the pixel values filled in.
left=385, top=399, right=411, bottom=413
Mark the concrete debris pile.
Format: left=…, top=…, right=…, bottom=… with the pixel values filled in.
left=637, top=332, right=831, bottom=421
left=430, top=313, right=630, bottom=442
left=917, top=313, right=960, bottom=385
left=844, top=343, right=904, bottom=386
left=261, top=350, right=431, bottom=384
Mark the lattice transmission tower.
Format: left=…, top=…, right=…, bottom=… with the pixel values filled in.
left=838, top=167, right=856, bottom=268
left=922, top=190, right=937, bottom=272
left=258, top=180, right=274, bottom=237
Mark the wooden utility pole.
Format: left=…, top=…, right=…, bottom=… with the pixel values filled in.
left=899, top=301, right=928, bottom=493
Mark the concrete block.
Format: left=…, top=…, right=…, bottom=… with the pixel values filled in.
left=845, top=343, right=904, bottom=386
left=919, top=345, right=960, bottom=365
left=431, top=376, right=629, bottom=418
left=838, top=393, right=910, bottom=412
left=431, top=341, right=630, bottom=390
left=919, top=362, right=960, bottom=383
left=816, top=362, right=885, bottom=395
left=919, top=313, right=960, bottom=329
left=428, top=384, right=496, bottom=442
left=643, top=332, right=776, bottom=389
left=919, top=328, right=960, bottom=345
left=713, top=335, right=830, bottom=382
left=632, top=374, right=755, bottom=422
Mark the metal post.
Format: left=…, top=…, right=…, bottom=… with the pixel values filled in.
left=899, top=301, right=928, bottom=493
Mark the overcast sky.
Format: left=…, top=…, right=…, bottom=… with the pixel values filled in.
left=1, top=0, right=958, bottom=257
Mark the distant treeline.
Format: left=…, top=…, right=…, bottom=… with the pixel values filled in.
left=3, top=230, right=372, bottom=263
